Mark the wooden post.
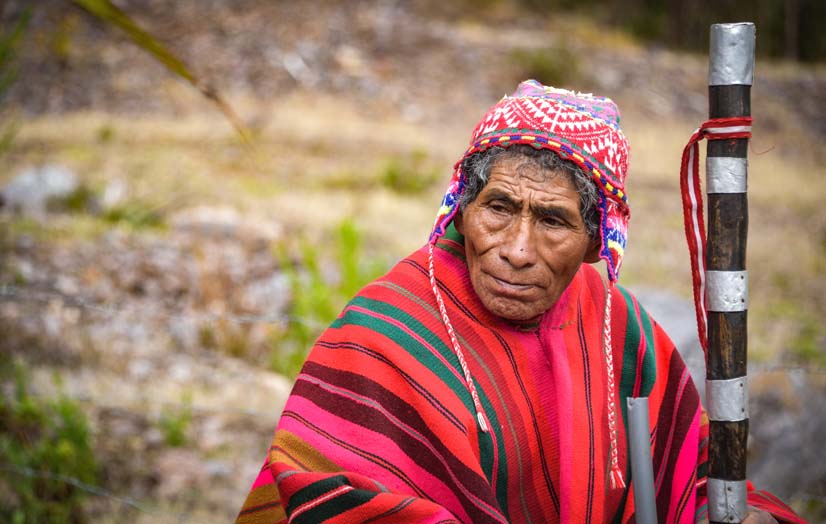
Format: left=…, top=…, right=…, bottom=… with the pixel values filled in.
left=705, top=23, right=755, bottom=524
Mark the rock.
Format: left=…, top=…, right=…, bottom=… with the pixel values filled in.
left=334, top=45, right=368, bottom=76
left=631, top=288, right=826, bottom=505
left=239, top=272, right=291, bottom=319
left=630, top=287, right=706, bottom=398
left=1, top=165, right=79, bottom=217
left=205, top=459, right=231, bottom=478
left=154, top=448, right=208, bottom=499
left=169, top=205, right=282, bottom=242
left=171, top=205, right=243, bottom=237
left=749, top=372, right=826, bottom=502
left=100, top=178, right=130, bottom=211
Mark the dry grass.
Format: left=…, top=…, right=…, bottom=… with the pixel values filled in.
left=4, top=73, right=825, bottom=370
left=3, top=11, right=825, bottom=521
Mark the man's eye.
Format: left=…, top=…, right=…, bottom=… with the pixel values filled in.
left=541, top=217, right=564, bottom=228
left=489, top=202, right=510, bottom=214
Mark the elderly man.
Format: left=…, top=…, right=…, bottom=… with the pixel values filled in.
left=236, top=81, right=802, bottom=523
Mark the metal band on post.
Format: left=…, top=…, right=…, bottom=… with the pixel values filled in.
left=709, top=24, right=756, bottom=86
left=706, top=270, right=748, bottom=312
left=708, top=479, right=749, bottom=523
left=706, top=377, right=749, bottom=422
left=706, top=22, right=755, bottom=524
left=707, top=157, right=748, bottom=193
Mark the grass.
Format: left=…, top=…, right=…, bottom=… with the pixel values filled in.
left=158, top=394, right=193, bottom=448
left=269, top=218, right=388, bottom=378
left=509, top=45, right=580, bottom=89
left=378, top=149, right=442, bottom=195
left=5, top=214, right=113, bottom=243
left=617, top=106, right=826, bottom=366
left=0, top=359, right=98, bottom=524
left=2, top=13, right=823, bottom=524
left=6, top=95, right=824, bottom=373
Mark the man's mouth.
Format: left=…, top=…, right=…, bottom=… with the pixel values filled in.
left=490, top=275, right=535, bottom=292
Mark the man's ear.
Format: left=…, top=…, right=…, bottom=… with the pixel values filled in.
left=584, top=236, right=602, bottom=263
left=454, top=211, right=465, bottom=235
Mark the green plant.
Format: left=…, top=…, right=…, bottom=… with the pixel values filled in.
left=157, top=395, right=192, bottom=448
left=101, top=200, right=166, bottom=230
left=270, top=219, right=386, bottom=378
left=60, top=185, right=98, bottom=214
left=50, top=12, right=80, bottom=63
left=789, top=314, right=826, bottom=367
left=96, top=124, right=115, bottom=143
left=0, top=8, right=31, bottom=160
left=48, top=182, right=166, bottom=229
left=509, top=46, right=580, bottom=89
left=71, top=0, right=250, bottom=140
left=379, top=150, right=440, bottom=195
left=0, top=9, right=29, bottom=99
left=0, top=359, right=97, bottom=524
left=625, top=5, right=667, bottom=42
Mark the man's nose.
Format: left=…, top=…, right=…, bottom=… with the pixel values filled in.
left=499, top=216, right=537, bottom=268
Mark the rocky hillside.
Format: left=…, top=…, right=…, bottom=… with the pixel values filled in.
left=2, top=0, right=824, bottom=521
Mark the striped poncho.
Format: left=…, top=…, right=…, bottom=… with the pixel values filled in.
left=237, top=228, right=803, bottom=524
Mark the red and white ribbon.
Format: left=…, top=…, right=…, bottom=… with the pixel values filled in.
left=680, top=117, right=752, bottom=353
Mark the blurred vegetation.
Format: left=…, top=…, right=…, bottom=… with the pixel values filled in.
left=17, top=181, right=167, bottom=232
left=0, top=1, right=822, bottom=520
left=0, top=7, right=30, bottom=161
left=158, top=394, right=193, bottom=448
left=521, top=0, right=826, bottom=62
left=379, top=150, right=441, bottom=195
left=327, top=150, right=441, bottom=194
left=0, top=8, right=28, bottom=99
left=64, top=0, right=249, bottom=140
left=0, top=359, right=97, bottom=524
left=510, top=44, right=580, bottom=90
left=99, top=200, right=166, bottom=230
left=270, top=219, right=387, bottom=378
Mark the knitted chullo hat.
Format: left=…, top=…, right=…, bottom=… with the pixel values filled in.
left=430, top=79, right=631, bottom=282
left=427, top=80, right=631, bottom=489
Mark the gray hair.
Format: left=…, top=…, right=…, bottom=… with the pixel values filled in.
left=458, top=144, right=601, bottom=240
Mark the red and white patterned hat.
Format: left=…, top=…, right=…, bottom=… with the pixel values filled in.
left=431, top=79, right=631, bottom=282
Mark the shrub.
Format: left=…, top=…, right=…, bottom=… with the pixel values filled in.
left=158, top=395, right=192, bottom=448
left=270, top=219, right=386, bottom=378
left=379, top=150, right=440, bottom=195
left=0, top=9, right=31, bottom=161
left=509, top=45, right=580, bottom=90
left=101, top=200, right=166, bottom=229
left=0, top=360, right=97, bottom=524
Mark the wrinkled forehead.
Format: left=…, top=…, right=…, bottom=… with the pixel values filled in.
left=488, top=151, right=575, bottom=186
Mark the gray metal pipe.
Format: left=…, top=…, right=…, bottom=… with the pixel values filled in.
left=627, top=397, right=658, bottom=524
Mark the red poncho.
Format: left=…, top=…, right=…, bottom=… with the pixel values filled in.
left=236, top=230, right=803, bottom=523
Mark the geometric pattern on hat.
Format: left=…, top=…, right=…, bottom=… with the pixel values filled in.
left=430, top=79, right=631, bottom=282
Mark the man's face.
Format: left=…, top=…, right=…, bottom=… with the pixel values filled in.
left=455, top=155, right=599, bottom=322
